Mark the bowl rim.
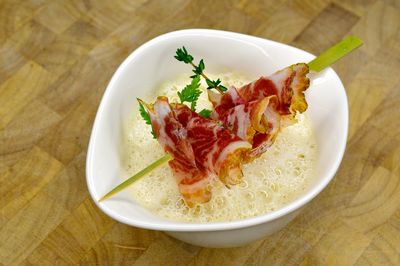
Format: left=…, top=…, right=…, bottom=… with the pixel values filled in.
left=86, top=29, right=348, bottom=232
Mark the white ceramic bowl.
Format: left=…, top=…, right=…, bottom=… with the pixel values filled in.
left=86, top=29, right=348, bottom=248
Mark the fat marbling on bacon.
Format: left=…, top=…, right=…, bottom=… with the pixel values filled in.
left=146, top=97, right=251, bottom=206
left=172, top=103, right=251, bottom=186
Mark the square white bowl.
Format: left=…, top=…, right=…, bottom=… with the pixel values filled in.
left=86, top=29, right=348, bottom=247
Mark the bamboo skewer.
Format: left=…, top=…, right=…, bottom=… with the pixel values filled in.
left=99, top=154, right=172, bottom=201
left=308, top=36, right=363, bottom=72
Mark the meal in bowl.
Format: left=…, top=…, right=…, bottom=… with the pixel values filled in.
left=100, top=36, right=362, bottom=223
left=127, top=70, right=317, bottom=222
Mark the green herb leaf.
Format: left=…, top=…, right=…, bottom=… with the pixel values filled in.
left=175, top=46, right=227, bottom=95
left=199, top=59, right=205, bottom=71
left=190, top=101, right=197, bottom=111
left=138, top=100, right=156, bottom=139
left=198, top=109, right=212, bottom=118
left=219, top=85, right=228, bottom=92
left=177, top=75, right=202, bottom=111
left=206, top=78, right=214, bottom=88
left=139, top=102, right=151, bottom=125
left=174, top=46, right=193, bottom=64
left=205, top=78, right=224, bottom=90
left=193, top=59, right=205, bottom=76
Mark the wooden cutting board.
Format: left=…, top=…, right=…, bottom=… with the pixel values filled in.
left=1, top=0, right=399, bottom=265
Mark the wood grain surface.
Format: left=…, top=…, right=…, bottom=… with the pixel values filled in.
left=1, top=0, right=399, bottom=265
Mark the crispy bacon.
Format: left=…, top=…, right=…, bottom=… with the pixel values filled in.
left=145, top=64, right=310, bottom=205
left=208, top=88, right=281, bottom=158
left=147, top=97, right=211, bottom=206
left=172, top=104, right=251, bottom=186
left=208, top=87, right=245, bottom=120
left=248, top=96, right=281, bottom=157
left=207, top=64, right=309, bottom=158
left=147, top=97, right=251, bottom=205
left=238, top=63, right=310, bottom=115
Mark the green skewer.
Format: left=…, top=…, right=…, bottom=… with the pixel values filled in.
left=99, top=36, right=363, bottom=202
left=99, top=153, right=172, bottom=201
left=308, top=36, right=363, bottom=72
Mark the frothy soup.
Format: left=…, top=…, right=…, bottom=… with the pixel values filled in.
left=125, top=73, right=317, bottom=222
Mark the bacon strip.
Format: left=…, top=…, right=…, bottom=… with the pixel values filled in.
left=238, top=63, right=310, bottom=115
left=172, top=104, right=251, bottom=186
left=209, top=87, right=245, bottom=120
left=289, top=63, right=310, bottom=114
left=207, top=63, right=309, bottom=158
left=146, top=97, right=211, bottom=206
left=147, top=97, right=251, bottom=206
left=208, top=88, right=281, bottom=158
left=249, top=96, right=281, bottom=157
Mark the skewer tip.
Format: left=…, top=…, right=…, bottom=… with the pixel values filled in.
left=97, top=153, right=173, bottom=202
left=346, top=35, right=364, bottom=45
left=98, top=194, right=109, bottom=202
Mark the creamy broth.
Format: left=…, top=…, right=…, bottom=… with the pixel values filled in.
left=125, top=73, right=317, bottom=222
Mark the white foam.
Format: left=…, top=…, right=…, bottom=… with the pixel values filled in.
left=125, top=73, right=317, bottom=222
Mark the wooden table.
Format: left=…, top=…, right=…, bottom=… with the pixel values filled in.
left=1, top=0, right=399, bottom=265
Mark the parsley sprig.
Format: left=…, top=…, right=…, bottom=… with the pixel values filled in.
left=137, top=47, right=218, bottom=136
left=177, top=75, right=212, bottom=118
left=177, top=75, right=202, bottom=111
left=175, top=47, right=227, bottom=93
